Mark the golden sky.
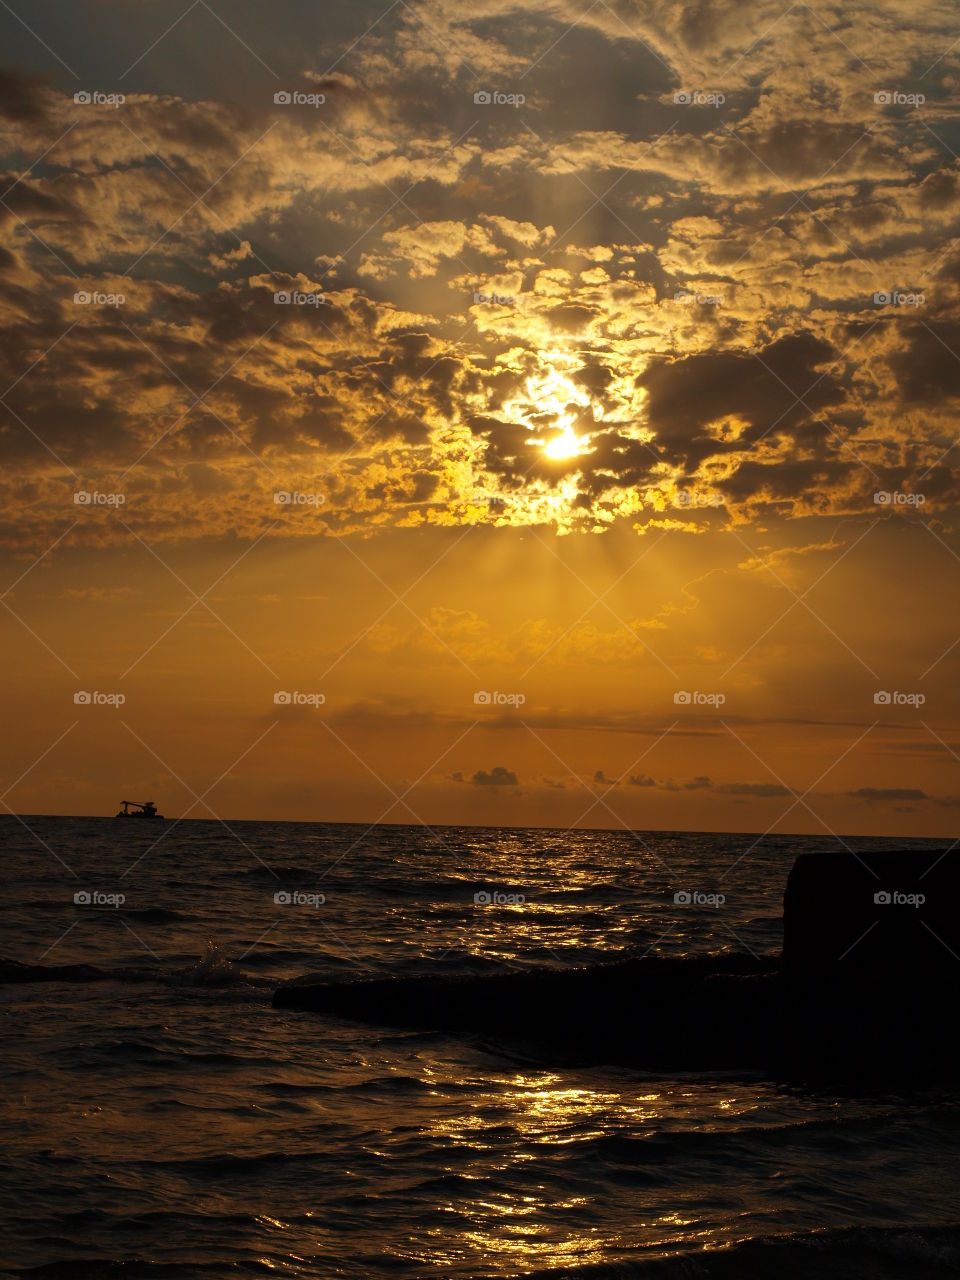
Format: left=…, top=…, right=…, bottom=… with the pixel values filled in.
left=1, top=0, right=959, bottom=833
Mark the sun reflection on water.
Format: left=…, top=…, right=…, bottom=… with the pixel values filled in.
left=405, top=1072, right=771, bottom=1274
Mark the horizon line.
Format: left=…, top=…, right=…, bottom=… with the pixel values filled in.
left=1, top=812, right=954, bottom=844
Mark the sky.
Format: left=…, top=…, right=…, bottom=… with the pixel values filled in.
left=1, top=0, right=959, bottom=834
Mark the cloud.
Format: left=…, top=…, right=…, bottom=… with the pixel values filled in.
left=0, top=67, right=49, bottom=122
left=2, top=0, right=960, bottom=551
left=630, top=774, right=793, bottom=797
left=715, top=782, right=792, bottom=797
left=848, top=787, right=929, bottom=802
left=471, top=765, right=519, bottom=786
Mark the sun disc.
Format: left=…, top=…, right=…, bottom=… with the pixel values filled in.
left=543, top=426, right=582, bottom=460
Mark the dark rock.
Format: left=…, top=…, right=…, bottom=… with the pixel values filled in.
left=274, top=953, right=779, bottom=1070
left=783, top=848, right=958, bottom=980
left=269, top=849, right=959, bottom=1080
left=779, top=848, right=957, bottom=1079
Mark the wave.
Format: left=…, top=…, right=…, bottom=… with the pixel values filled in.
left=0, top=956, right=158, bottom=985
left=518, top=1224, right=960, bottom=1279
left=0, top=898, right=78, bottom=913
left=17, top=1261, right=262, bottom=1278
left=0, top=942, right=274, bottom=991
left=173, top=941, right=262, bottom=987
left=0, top=902, right=196, bottom=923
left=234, top=864, right=324, bottom=881
left=124, top=907, right=194, bottom=923
left=15, top=1224, right=960, bottom=1280
left=371, top=877, right=631, bottom=903
left=233, top=864, right=636, bottom=904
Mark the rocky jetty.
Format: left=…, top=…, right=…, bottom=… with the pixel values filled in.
left=274, top=849, right=958, bottom=1081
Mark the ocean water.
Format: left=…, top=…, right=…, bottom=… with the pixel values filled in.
left=1, top=817, right=958, bottom=1278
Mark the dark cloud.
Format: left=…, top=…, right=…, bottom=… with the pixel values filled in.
left=888, top=322, right=960, bottom=405
left=471, top=766, right=518, bottom=786
left=637, top=333, right=843, bottom=472
left=1, top=0, right=959, bottom=544
left=715, top=782, right=791, bottom=797
left=848, top=787, right=929, bottom=802
left=0, top=67, right=50, bottom=122
left=634, top=775, right=793, bottom=796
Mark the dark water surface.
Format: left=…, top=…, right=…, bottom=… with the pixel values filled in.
left=1, top=818, right=958, bottom=1277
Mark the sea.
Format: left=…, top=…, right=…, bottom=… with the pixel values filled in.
left=1, top=817, right=958, bottom=1278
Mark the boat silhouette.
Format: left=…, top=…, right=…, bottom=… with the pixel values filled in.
left=115, top=800, right=164, bottom=819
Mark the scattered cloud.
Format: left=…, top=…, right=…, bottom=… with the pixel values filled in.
left=471, top=765, right=519, bottom=786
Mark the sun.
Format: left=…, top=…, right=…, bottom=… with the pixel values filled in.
left=543, top=425, right=583, bottom=459
left=506, top=357, right=593, bottom=463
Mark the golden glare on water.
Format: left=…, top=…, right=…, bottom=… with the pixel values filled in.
left=413, top=1076, right=743, bottom=1274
